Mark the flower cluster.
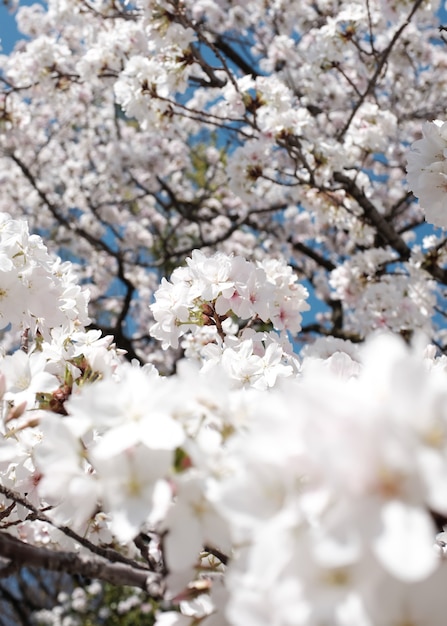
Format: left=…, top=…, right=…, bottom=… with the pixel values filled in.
left=329, top=249, right=435, bottom=336
left=215, top=335, right=447, bottom=626
left=0, top=213, right=89, bottom=337
left=151, top=250, right=309, bottom=343
left=406, top=120, right=447, bottom=228
left=150, top=250, right=309, bottom=388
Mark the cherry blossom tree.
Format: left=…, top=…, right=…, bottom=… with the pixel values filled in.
left=1, top=0, right=447, bottom=624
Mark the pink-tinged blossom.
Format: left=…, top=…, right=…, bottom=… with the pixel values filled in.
left=150, top=250, right=309, bottom=385
left=219, top=339, right=293, bottom=390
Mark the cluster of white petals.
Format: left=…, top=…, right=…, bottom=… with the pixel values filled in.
left=0, top=213, right=89, bottom=336
left=216, top=335, right=447, bottom=626
left=150, top=250, right=309, bottom=388
left=329, top=249, right=435, bottom=335
left=407, top=121, right=447, bottom=228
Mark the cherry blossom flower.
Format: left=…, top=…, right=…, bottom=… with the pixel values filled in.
left=407, top=120, right=447, bottom=228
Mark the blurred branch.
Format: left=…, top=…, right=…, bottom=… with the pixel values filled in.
left=0, top=533, right=159, bottom=593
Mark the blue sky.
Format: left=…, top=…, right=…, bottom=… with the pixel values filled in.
left=0, top=0, right=40, bottom=54
left=0, top=4, right=21, bottom=54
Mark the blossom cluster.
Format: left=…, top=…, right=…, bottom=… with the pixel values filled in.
left=0, top=213, right=89, bottom=338
left=407, top=120, right=447, bottom=228
left=216, top=336, right=447, bottom=626
left=329, top=248, right=435, bottom=336
left=150, top=249, right=309, bottom=388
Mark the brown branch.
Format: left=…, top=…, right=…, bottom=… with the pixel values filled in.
left=190, top=44, right=227, bottom=88
left=203, top=544, right=228, bottom=566
left=334, top=172, right=447, bottom=285
left=0, top=533, right=159, bottom=593
left=300, top=323, right=363, bottom=343
left=290, top=240, right=336, bottom=272
left=333, top=171, right=411, bottom=259
left=0, top=484, right=148, bottom=573
left=213, top=35, right=260, bottom=78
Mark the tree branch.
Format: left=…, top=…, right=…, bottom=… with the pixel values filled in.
left=0, top=484, right=148, bottom=573
left=213, top=35, right=260, bottom=78
left=334, top=172, right=447, bottom=284
left=0, top=533, right=159, bottom=593
left=289, top=240, right=336, bottom=272
left=333, top=171, right=411, bottom=259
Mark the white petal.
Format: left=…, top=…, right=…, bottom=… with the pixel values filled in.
left=373, top=501, right=438, bottom=582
